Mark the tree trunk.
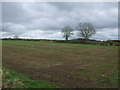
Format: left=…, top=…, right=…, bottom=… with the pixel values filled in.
left=66, top=36, right=68, bottom=41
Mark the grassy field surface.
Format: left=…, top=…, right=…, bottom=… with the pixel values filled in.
left=2, top=40, right=118, bottom=88
left=2, top=68, right=59, bottom=88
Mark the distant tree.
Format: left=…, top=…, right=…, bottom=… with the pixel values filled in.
left=13, top=35, right=19, bottom=39
left=61, top=25, right=73, bottom=41
left=77, top=22, right=96, bottom=40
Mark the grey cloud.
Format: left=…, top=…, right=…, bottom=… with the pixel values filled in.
left=2, top=2, right=118, bottom=40
left=2, top=3, right=25, bottom=23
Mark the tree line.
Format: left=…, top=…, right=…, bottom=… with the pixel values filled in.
left=61, top=22, right=96, bottom=41
left=12, top=22, right=96, bottom=40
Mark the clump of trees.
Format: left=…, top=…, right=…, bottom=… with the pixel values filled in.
left=61, top=22, right=96, bottom=40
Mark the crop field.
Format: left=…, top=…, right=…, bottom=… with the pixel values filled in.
left=2, top=40, right=118, bottom=88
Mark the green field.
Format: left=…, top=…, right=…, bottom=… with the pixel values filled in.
left=2, top=40, right=118, bottom=88
left=2, top=68, right=59, bottom=88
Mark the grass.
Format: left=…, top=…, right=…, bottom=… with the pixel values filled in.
left=71, top=69, right=118, bottom=86
left=43, top=74, right=52, bottom=79
left=102, top=62, right=118, bottom=67
left=2, top=40, right=118, bottom=88
left=2, top=68, right=59, bottom=88
left=2, top=40, right=118, bottom=49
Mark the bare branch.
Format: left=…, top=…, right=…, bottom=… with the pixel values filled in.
left=77, top=22, right=96, bottom=39
left=61, top=26, right=73, bottom=41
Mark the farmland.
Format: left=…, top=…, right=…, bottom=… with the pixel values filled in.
left=2, top=40, right=118, bottom=88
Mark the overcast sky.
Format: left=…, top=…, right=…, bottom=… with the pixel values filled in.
left=2, top=2, right=118, bottom=40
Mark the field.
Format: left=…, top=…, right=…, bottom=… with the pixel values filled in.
left=2, top=40, right=118, bottom=88
left=2, top=68, right=58, bottom=88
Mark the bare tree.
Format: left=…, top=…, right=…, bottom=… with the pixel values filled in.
left=61, top=25, right=73, bottom=41
left=13, top=35, right=19, bottom=39
left=77, top=22, right=96, bottom=40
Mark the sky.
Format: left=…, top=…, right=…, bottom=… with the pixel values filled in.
left=2, top=2, right=118, bottom=40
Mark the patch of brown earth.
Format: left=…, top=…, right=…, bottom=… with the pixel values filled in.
left=2, top=45, right=118, bottom=88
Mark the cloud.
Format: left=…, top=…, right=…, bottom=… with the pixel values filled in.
left=92, top=28, right=118, bottom=40
left=17, top=30, right=62, bottom=40
left=2, top=2, right=118, bottom=40
left=2, top=23, right=26, bottom=34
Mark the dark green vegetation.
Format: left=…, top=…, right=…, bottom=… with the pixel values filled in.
left=54, top=39, right=120, bottom=46
left=2, top=40, right=118, bottom=88
left=2, top=68, right=59, bottom=88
